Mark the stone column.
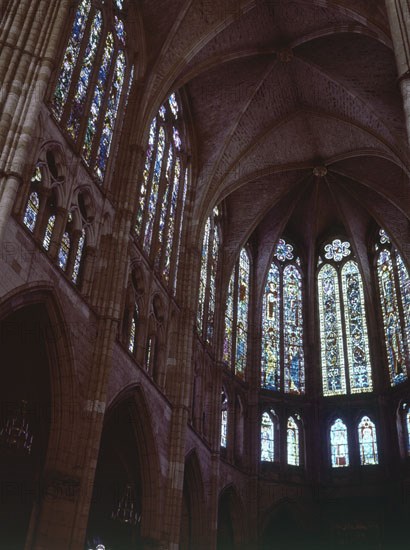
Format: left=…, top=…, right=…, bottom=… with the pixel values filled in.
left=385, top=0, right=410, bottom=144
left=0, top=0, right=70, bottom=243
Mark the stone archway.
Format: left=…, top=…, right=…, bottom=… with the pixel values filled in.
left=180, top=449, right=207, bottom=550
left=87, top=385, right=164, bottom=548
left=217, top=485, right=247, bottom=550
left=0, top=284, right=78, bottom=548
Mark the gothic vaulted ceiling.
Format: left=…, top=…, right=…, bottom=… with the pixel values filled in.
left=136, top=0, right=410, bottom=273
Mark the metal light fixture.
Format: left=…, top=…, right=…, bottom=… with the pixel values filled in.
left=111, top=483, right=141, bottom=525
left=0, top=400, right=33, bottom=455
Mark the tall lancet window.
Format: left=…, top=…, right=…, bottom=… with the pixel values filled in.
left=224, top=248, right=250, bottom=378
left=261, top=239, right=305, bottom=393
left=261, top=410, right=278, bottom=462
left=135, top=93, right=189, bottom=292
left=330, top=418, right=349, bottom=468
left=220, top=388, right=228, bottom=448
left=318, top=238, right=372, bottom=396
left=358, top=416, right=379, bottom=465
left=287, top=415, right=301, bottom=466
left=375, top=229, right=409, bottom=385
left=197, top=207, right=220, bottom=344
left=51, top=0, right=134, bottom=182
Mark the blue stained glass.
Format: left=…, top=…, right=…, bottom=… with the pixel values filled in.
left=207, top=222, right=219, bottom=343
left=396, top=253, right=410, bottom=356
left=95, top=49, right=126, bottom=180
left=83, top=32, right=114, bottom=162
left=52, top=0, right=91, bottom=118
left=114, top=0, right=123, bottom=9
left=235, top=249, right=249, bottom=377
left=221, top=389, right=228, bottom=448
left=155, top=145, right=173, bottom=266
left=129, top=317, right=136, bottom=353
left=330, top=418, right=349, bottom=468
left=72, top=229, right=85, bottom=284
left=144, top=126, right=165, bottom=250
left=173, top=169, right=188, bottom=292
left=283, top=265, right=304, bottom=394
left=275, top=238, right=293, bottom=262
left=198, top=217, right=210, bottom=330
left=261, top=412, right=275, bottom=462
left=114, top=15, right=125, bottom=44
left=318, top=263, right=346, bottom=395
left=136, top=117, right=157, bottom=233
left=58, top=232, right=71, bottom=271
left=43, top=215, right=55, bottom=251
left=407, top=410, right=410, bottom=454
left=324, top=239, right=351, bottom=262
left=224, top=271, right=235, bottom=365
left=128, top=304, right=138, bottom=353
left=173, top=127, right=181, bottom=150
left=377, top=250, right=407, bottom=385
left=287, top=416, right=300, bottom=466
left=67, top=10, right=103, bottom=139
left=164, top=157, right=180, bottom=282
left=261, top=264, right=280, bottom=390
left=23, top=192, right=39, bottom=233
left=169, top=93, right=179, bottom=118
left=358, top=416, right=378, bottom=465
left=341, top=261, right=372, bottom=393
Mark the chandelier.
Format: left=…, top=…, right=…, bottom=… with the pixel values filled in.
left=0, top=400, right=33, bottom=455
left=111, top=483, right=141, bottom=525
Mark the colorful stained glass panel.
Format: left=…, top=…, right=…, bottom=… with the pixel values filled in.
left=341, top=261, right=372, bottom=393
left=283, top=265, right=304, bottom=394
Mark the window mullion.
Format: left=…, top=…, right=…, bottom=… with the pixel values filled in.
left=139, top=123, right=160, bottom=240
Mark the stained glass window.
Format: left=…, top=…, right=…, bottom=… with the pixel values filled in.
left=23, top=192, right=40, bottom=233
left=341, top=261, right=372, bottom=393
left=407, top=409, right=410, bottom=455
left=128, top=304, right=138, bottom=354
left=283, top=265, right=304, bottom=394
left=197, top=208, right=220, bottom=344
left=287, top=416, right=300, bottom=466
left=43, top=215, right=55, bottom=251
left=52, top=0, right=133, bottom=182
left=358, top=416, right=378, bottom=465
left=135, top=93, right=189, bottom=292
left=261, top=411, right=276, bottom=462
left=58, top=232, right=71, bottom=271
left=318, top=238, right=372, bottom=396
left=223, top=249, right=250, bottom=377
left=221, top=389, right=228, bottom=448
left=72, top=229, right=86, bottom=284
left=261, top=239, right=305, bottom=393
left=330, top=418, right=349, bottom=468
left=23, top=166, right=42, bottom=232
left=224, top=271, right=235, bottom=366
left=262, top=264, right=281, bottom=390
left=376, top=228, right=409, bottom=385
